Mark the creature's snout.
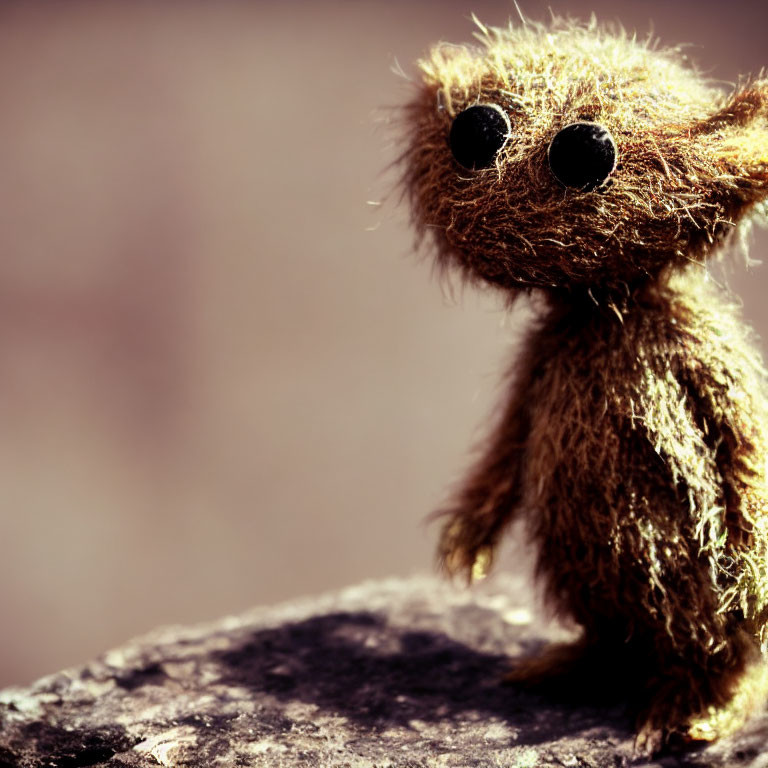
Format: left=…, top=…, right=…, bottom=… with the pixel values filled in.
left=548, top=122, right=617, bottom=191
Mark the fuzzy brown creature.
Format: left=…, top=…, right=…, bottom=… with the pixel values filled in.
left=401, top=16, right=768, bottom=754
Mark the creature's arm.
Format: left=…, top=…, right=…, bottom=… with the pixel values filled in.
left=674, top=353, right=768, bottom=606
left=655, top=302, right=768, bottom=630
left=680, top=344, right=768, bottom=644
left=436, top=369, right=531, bottom=582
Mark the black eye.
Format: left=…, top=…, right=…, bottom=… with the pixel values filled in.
left=449, top=104, right=510, bottom=170
left=547, top=122, right=617, bottom=190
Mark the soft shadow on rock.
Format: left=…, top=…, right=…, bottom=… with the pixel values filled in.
left=1, top=722, right=138, bottom=768
left=209, top=610, right=633, bottom=747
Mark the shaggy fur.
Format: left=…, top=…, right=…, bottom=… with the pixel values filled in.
left=401, top=16, right=768, bottom=754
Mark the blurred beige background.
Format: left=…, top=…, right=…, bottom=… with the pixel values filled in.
left=1, top=0, right=767, bottom=687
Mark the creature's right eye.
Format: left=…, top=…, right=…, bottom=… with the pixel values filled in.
left=449, top=104, right=510, bottom=171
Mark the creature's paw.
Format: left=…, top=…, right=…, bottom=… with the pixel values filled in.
left=686, top=660, right=768, bottom=744
left=633, top=721, right=667, bottom=759
left=634, top=684, right=699, bottom=758
left=634, top=660, right=768, bottom=756
left=437, top=512, right=497, bottom=583
left=634, top=709, right=723, bottom=758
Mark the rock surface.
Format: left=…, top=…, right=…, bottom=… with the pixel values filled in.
left=1, top=574, right=767, bottom=768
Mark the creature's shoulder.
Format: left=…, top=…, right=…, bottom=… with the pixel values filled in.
left=524, top=274, right=768, bottom=434
left=619, top=274, right=768, bottom=460
left=661, top=274, right=767, bottom=397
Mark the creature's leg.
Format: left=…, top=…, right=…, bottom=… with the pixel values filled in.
left=504, top=618, right=635, bottom=697
left=634, top=628, right=768, bottom=756
left=505, top=637, right=598, bottom=689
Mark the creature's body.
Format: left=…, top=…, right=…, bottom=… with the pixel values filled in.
left=402, top=18, right=768, bottom=752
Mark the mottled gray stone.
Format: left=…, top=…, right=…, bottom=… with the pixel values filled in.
left=1, top=575, right=767, bottom=767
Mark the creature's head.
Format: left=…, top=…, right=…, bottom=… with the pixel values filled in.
left=402, top=18, right=768, bottom=294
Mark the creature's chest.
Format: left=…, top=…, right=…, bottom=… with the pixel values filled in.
left=520, top=311, right=700, bottom=513
left=525, top=318, right=646, bottom=455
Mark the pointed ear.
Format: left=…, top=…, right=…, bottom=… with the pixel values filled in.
left=696, top=79, right=768, bottom=132
left=693, top=79, right=768, bottom=189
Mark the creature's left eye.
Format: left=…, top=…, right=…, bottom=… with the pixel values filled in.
left=547, top=122, right=617, bottom=191
left=449, top=104, right=511, bottom=170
